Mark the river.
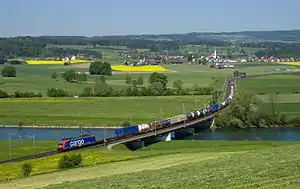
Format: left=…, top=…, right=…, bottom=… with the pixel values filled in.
left=1, top=127, right=300, bottom=141
left=0, top=127, right=114, bottom=140
left=184, top=128, right=300, bottom=141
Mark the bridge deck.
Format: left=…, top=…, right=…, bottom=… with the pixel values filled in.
left=107, top=114, right=215, bottom=150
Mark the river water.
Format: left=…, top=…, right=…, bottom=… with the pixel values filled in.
left=0, top=127, right=115, bottom=140
left=1, top=127, right=300, bottom=141
left=184, top=128, right=300, bottom=141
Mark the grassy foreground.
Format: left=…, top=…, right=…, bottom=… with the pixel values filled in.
left=0, top=96, right=211, bottom=126
left=0, top=140, right=56, bottom=162
left=42, top=142, right=300, bottom=189
left=0, top=141, right=297, bottom=188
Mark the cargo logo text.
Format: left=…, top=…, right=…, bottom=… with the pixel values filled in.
left=70, top=139, right=85, bottom=147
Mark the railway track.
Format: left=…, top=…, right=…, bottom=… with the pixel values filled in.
left=0, top=142, right=109, bottom=164
left=0, top=151, right=59, bottom=164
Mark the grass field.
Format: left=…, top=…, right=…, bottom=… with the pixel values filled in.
left=0, top=140, right=56, bottom=162
left=0, top=96, right=211, bottom=126
left=1, top=60, right=300, bottom=126
left=258, top=94, right=300, bottom=117
left=0, top=64, right=229, bottom=95
left=238, top=74, right=300, bottom=117
left=238, top=74, right=300, bottom=94
left=0, top=141, right=297, bottom=188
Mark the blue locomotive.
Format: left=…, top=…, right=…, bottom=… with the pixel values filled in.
left=57, top=134, right=96, bottom=151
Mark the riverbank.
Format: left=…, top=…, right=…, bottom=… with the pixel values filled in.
left=0, top=125, right=121, bottom=129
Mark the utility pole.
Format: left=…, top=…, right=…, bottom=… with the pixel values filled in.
left=154, top=115, right=157, bottom=136
left=130, top=114, right=132, bottom=124
left=8, top=133, right=21, bottom=160
left=24, top=134, right=36, bottom=158
left=80, top=124, right=83, bottom=135
left=33, top=134, right=35, bottom=157
left=234, top=77, right=237, bottom=93
left=8, top=134, right=11, bottom=160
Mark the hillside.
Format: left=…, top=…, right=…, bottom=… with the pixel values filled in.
left=99, top=29, right=300, bottom=43
left=41, top=143, right=300, bottom=189
left=0, top=141, right=298, bottom=189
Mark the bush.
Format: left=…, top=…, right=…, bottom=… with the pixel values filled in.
left=47, top=88, right=70, bottom=97
left=89, top=61, right=112, bottom=76
left=0, top=90, right=9, bottom=98
left=21, top=163, right=32, bottom=177
left=122, top=120, right=131, bottom=126
left=58, top=154, right=83, bottom=169
left=1, top=65, right=16, bottom=77
left=62, top=69, right=76, bottom=83
left=13, top=91, right=43, bottom=98
left=52, top=72, right=57, bottom=80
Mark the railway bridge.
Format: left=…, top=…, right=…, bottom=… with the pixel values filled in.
left=107, top=114, right=216, bottom=150
left=107, top=78, right=234, bottom=150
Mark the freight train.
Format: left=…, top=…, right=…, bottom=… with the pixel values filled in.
left=57, top=80, right=235, bottom=151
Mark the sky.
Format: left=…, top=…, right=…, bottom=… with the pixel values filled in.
left=1, top=0, right=299, bottom=37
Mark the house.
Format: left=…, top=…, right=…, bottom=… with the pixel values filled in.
left=168, top=58, right=183, bottom=64
left=147, top=59, right=160, bottom=65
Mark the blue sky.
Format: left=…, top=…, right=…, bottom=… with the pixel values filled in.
left=1, top=0, right=299, bottom=37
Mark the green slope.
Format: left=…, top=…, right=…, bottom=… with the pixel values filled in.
left=42, top=143, right=300, bottom=189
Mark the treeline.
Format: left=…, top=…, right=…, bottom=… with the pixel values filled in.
left=241, top=42, right=300, bottom=58
left=2, top=36, right=300, bottom=57
left=0, top=37, right=46, bottom=58
left=47, top=72, right=217, bottom=97
left=41, top=47, right=103, bottom=59
left=215, top=92, right=300, bottom=128
left=0, top=90, right=42, bottom=98
left=0, top=72, right=218, bottom=98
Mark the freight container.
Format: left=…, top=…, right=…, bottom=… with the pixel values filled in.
left=170, top=114, right=187, bottom=124
left=115, top=125, right=139, bottom=137
left=160, top=118, right=171, bottom=127
left=210, top=104, right=219, bottom=112
left=195, top=111, right=201, bottom=117
left=186, top=112, right=195, bottom=119
left=150, top=121, right=161, bottom=128
left=63, top=135, right=96, bottom=149
left=138, top=124, right=150, bottom=132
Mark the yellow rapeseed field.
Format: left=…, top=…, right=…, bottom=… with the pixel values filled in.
left=277, top=62, right=300, bottom=66
left=111, top=65, right=168, bottom=72
left=26, top=60, right=90, bottom=65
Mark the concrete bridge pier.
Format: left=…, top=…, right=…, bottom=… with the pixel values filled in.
left=156, top=132, right=175, bottom=141
left=175, top=128, right=195, bottom=140
left=192, top=117, right=214, bottom=133
left=125, top=139, right=145, bottom=151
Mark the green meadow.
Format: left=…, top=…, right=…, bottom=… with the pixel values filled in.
left=0, top=141, right=297, bottom=188
left=0, top=96, right=211, bottom=126
left=238, top=73, right=300, bottom=117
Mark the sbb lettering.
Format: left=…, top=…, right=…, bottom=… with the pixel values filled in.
left=70, top=139, right=85, bottom=147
